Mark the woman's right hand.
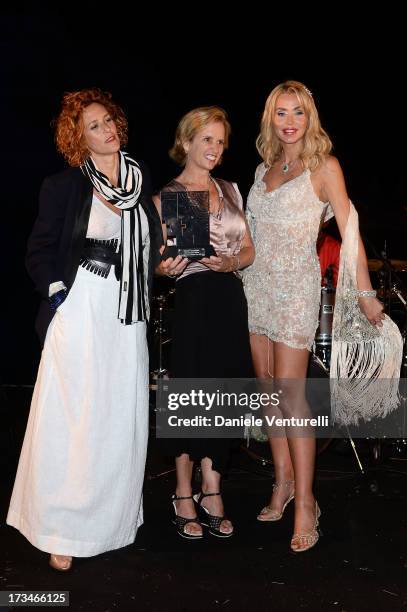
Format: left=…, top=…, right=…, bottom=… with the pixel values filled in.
left=158, top=253, right=189, bottom=278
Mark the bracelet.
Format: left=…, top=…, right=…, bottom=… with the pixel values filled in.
left=357, top=289, right=377, bottom=298
left=225, top=255, right=240, bottom=273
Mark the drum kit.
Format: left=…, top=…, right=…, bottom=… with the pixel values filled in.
left=313, top=257, right=407, bottom=469
left=314, top=258, right=407, bottom=376
left=149, top=257, right=407, bottom=469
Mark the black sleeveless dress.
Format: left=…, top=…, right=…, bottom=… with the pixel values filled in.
left=159, top=178, right=253, bottom=473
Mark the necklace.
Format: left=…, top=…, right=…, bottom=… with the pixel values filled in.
left=281, top=159, right=298, bottom=174
left=177, top=175, right=223, bottom=217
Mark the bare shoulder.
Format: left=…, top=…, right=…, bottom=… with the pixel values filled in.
left=314, top=155, right=344, bottom=187
left=311, top=156, right=346, bottom=203
left=254, top=162, right=266, bottom=180
left=318, top=155, right=344, bottom=179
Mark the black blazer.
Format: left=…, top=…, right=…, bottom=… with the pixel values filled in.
left=26, top=162, right=163, bottom=345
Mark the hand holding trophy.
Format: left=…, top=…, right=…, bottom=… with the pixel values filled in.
left=161, top=190, right=215, bottom=261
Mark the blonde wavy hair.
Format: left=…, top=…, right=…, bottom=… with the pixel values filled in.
left=169, top=106, right=231, bottom=166
left=54, top=88, right=128, bottom=167
left=256, top=81, right=332, bottom=171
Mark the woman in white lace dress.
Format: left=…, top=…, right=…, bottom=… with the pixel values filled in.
left=243, top=81, right=384, bottom=552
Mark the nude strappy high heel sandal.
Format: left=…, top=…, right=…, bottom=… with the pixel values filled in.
left=290, top=501, right=321, bottom=553
left=257, top=480, right=295, bottom=522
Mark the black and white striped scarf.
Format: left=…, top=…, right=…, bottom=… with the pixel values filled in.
left=81, top=151, right=146, bottom=323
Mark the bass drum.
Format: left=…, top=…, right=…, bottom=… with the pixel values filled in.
left=313, top=285, right=335, bottom=370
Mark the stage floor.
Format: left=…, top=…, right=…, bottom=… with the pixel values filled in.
left=1, top=389, right=407, bottom=611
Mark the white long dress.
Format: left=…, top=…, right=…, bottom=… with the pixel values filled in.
left=7, top=195, right=150, bottom=557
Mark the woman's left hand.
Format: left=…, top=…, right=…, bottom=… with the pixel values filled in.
left=200, top=254, right=234, bottom=272
left=358, top=296, right=386, bottom=327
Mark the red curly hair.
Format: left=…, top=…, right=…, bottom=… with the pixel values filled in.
left=54, top=88, right=128, bottom=167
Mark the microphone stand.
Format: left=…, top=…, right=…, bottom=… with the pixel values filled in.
left=360, top=234, right=407, bottom=463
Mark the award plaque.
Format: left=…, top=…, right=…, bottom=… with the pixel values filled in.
left=161, top=190, right=215, bottom=260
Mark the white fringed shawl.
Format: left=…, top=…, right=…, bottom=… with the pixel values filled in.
left=330, top=202, right=402, bottom=425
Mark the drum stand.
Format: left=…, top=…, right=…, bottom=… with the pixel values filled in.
left=392, top=289, right=407, bottom=457
left=311, top=353, right=366, bottom=473
left=150, top=294, right=171, bottom=390
left=313, top=267, right=366, bottom=472
left=371, top=253, right=407, bottom=461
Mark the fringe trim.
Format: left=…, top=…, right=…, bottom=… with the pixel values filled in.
left=330, top=317, right=402, bottom=425
left=79, top=238, right=119, bottom=279
left=330, top=202, right=402, bottom=425
left=79, top=257, right=112, bottom=278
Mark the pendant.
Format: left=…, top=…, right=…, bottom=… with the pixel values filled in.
left=282, top=163, right=289, bottom=173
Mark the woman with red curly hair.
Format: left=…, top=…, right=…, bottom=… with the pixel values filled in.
left=7, top=88, right=163, bottom=570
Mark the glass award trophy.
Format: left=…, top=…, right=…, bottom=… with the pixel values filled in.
left=161, top=190, right=215, bottom=260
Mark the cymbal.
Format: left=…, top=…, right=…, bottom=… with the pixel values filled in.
left=368, top=259, right=407, bottom=272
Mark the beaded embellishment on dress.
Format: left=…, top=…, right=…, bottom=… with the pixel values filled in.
left=242, top=164, right=333, bottom=350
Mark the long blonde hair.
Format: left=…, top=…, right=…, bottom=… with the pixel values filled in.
left=256, top=81, right=332, bottom=170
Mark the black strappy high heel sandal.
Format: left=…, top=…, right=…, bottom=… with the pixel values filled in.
left=193, top=492, right=234, bottom=538
left=171, top=494, right=203, bottom=540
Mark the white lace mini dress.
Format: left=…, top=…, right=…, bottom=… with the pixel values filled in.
left=242, top=163, right=333, bottom=350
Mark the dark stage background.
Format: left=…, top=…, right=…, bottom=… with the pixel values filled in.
left=1, top=14, right=406, bottom=384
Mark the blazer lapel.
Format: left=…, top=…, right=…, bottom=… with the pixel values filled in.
left=67, top=171, right=93, bottom=288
